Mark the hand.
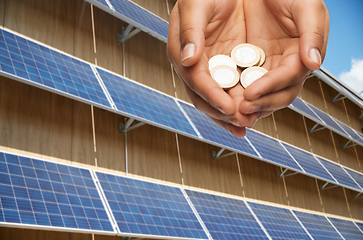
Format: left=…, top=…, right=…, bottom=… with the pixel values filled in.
left=167, top=0, right=329, bottom=137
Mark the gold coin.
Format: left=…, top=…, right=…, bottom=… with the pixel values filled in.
left=256, top=46, right=266, bottom=67
left=240, top=66, right=268, bottom=88
left=210, top=65, right=240, bottom=89
left=208, top=54, right=237, bottom=71
left=231, top=44, right=261, bottom=68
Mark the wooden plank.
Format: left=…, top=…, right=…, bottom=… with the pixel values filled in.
left=178, top=135, right=243, bottom=196
left=238, top=154, right=289, bottom=205
left=332, top=134, right=362, bottom=172
left=319, top=187, right=351, bottom=218
left=252, top=114, right=277, bottom=138
left=3, top=0, right=76, bottom=55
left=344, top=99, right=363, bottom=137
left=93, top=107, right=126, bottom=172
left=0, top=227, right=91, bottom=240
left=346, top=192, right=363, bottom=220
left=131, top=0, right=170, bottom=21
left=300, top=76, right=327, bottom=111
left=284, top=175, right=322, bottom=212
left=127, top=124, right=182, bottom=184
left=0, top=0, right=5, bottom=26
left=274, top=108, right=311, bottom=152
left=0, top=76, right=73, bottom=161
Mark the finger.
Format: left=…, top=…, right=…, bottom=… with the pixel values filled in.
left=240, top=83, right=303, bottom=114
left=176, top=0, right=215, bottom=67
left=243, top=53, right=308, bottom=101
left=293, top=0, right=329, bottom=70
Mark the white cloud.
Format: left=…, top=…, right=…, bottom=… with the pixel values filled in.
left=339, top=58, right=363, bottom=95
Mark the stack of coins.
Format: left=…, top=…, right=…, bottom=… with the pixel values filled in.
left=208, top=43, right=267, bottom=89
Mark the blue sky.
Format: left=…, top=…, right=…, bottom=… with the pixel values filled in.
left=322, top=0, right=363, bottom=95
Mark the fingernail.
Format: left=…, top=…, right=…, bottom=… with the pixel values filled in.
left=218, top=107, right=226, bottom=115
left=181, top=43, right=195, bottom=63
left=309, top=48, right=321, bottom=66
left=229, top=119, right=240, bottom=127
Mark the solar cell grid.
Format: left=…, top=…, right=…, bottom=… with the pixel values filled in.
left=95, top=171, right=208, bottom=239
left=334, top=121, right=363, bottom=145
left=281, top=143, right=336, bottom=183
left=247, top=202, right=311, bottom=240
left=293, top=211, right=342, bottom=240
left=246, top=129, right=304, bottom=171
left=95, top=67, right=198, bottom=137
left=178, top=101, right=260, bottom=158
left=108, top=0, right=169, bottom=41
left=328, top=217, right=363, bottom=239
left=355, top=222, right=363, bottom=234
left=185, top=189, right=269, bottom=240
left=0, top=151, right=114, bottom=233
left=290, top=98, right=324, bottom=123
left=342, top=167, right=363, bottom=190
left=315, top=156, right=362, bottom=191
left=0, top=29, right=111, bottom=109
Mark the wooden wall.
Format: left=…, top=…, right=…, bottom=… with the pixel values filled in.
left=0, top=0, right=362, bottom=238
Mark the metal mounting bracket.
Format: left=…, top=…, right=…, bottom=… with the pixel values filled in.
left=358, top=113, right=363, bottom=120
left=319, top=181, right=339, bottom=190
left=212, top=148, right=236, bottom=160
left=341, top=139, right=358, bottom=149
left=308, top=123, right=326, bottom=133
left=277, top=168, right=299, bottom=178
left=119, top=118, right=145, bottom=133
left=117, top=24, right=141, bottom=43
left=331, top=92, right=346, bottom=103
left=353, top=192, right=363, bottom=200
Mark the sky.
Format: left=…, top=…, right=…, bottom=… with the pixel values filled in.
left=322, top=0, right=363, bottom=96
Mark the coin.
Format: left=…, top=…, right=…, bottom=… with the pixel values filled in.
left=231, top=44, right=261, bottom=68
left=208, top=54, right=237, bottom=71
left=210, top=65, right=240, bottom=89
left=240, top=66, right=268, bottom=88
left=256, top=46, right=266, bottom=67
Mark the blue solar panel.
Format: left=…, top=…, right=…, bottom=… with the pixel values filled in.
left=246, top=129, right=304, bottom=171
left=0, top=151, right=114, bottom=233
left=95, top=171, right=208, bottom=239
left=177, top=101, right=260, bottom=158
left=342, top=168, right=363, bottom=190
left=334, top=121, right=363, bottom=145
left=290, top=98, right=324, bottom=123
left=293, top=211, right=342, bottom=240
left=185, top=189, right=269, bottom=240
left=0, top=29, right=112, bottom=109
left=305, top=103, right=348, bottom=137
left=88, top=0, right=168, bottom=42
left=281, top=143, right=336, bottom=183
left=328, top=217, right=363, bottom=239
left=95, top=67, right=198, bottom=137
left=355, top=222, right=363, bottom=234
left=315, top=156, right=362, bottom=191
left=247, top=202, right=311, bottom=240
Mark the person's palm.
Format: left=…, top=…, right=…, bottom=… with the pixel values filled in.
left=167, top=0, right=328, bottom=137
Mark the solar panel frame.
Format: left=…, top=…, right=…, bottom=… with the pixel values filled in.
left=94, top=170, right=209, bottom=240
left=184, top=188, right=270, bottom=240
left=354, top=221, right=363, bottom=234
left=341, top=167, right=363, bottom=190
left=0, top=28, right=113, bottom=112
left=328, top=217, right=363, bottom=240
left=0, top=150, right=116, bottom=235
left=94, top=66, right=199, bottom=138
left=288, top=98, right=325, bottom=124
left=85, top=0, right=168, bottom=43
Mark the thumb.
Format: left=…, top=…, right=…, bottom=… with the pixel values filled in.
left=293, top=0, right=329, bottom=70
left=177, top=0, right=214, bottom=67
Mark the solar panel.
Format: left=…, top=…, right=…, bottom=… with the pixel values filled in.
left=315, top=156, right=362, bottom=191
left=355, top=222, right=363, bottom=234
left=95, top=67, right=198, bottom=137
left=281, top=143, right=336, bottom=183
left=246, top=129, right=304, bottom=171
left=185, top=189, right=269, bottom=240
left=0, top=28, right=112, bottom=109
left=289, top=98, right=325, bottom=123
left=247, top=202, right=311, bottom=239
left=342, top=167, right=363, bottom=190
left=304, top=102, right=348, bottom=137
left=86, top=0, right=168, bottom=43
left=177, top=101, right=260, bottom=158
left=334, top=121, right=363, bottom=145
left=293, top=210, right=343, bottom=239
left=328, top=217, right=363, bottom=239
left=0, top=151, right=115, bottom=234
left=95, top=171, right=208, bottom=239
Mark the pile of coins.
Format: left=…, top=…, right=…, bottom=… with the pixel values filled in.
left=208, top=43, right=267, bottom=89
